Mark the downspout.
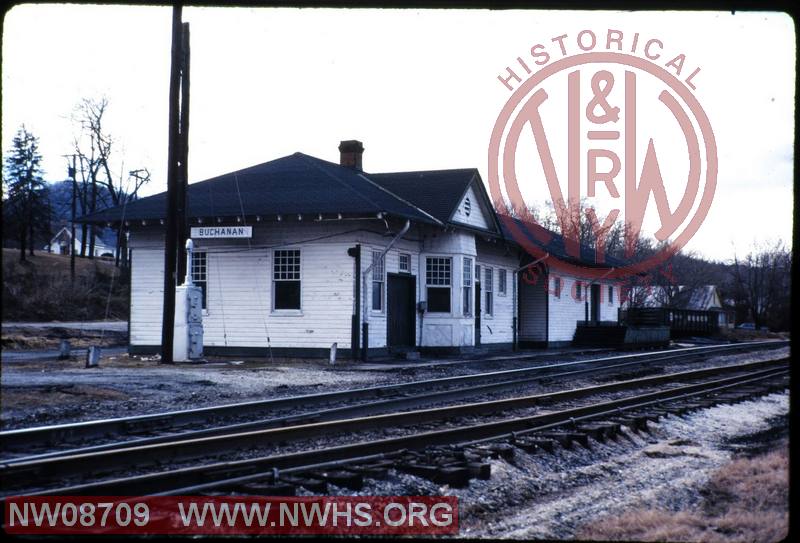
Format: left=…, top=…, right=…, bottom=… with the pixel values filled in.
left=515, top=254, right=549, bottom=351
left=348, top=244, right=361, bottom=360
left=361, top=219, right=411, bottom=361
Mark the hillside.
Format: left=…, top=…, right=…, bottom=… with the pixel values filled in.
left=1, top=249, right=129, bottom=321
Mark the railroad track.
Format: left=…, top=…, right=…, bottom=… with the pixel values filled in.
left=0, top=355, right=789, bottom=496
left=1, top=340, right=786, bottom=460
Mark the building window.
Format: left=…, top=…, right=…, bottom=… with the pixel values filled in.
left=553, top=276, right=561, bottom=298
left=498, top=269, right=507, bottom=295
left=575, top=281, right=582, bottom=300
left=426, top=257, right=451, bottom=313
left=484, top=267, right=494, bottom=316
left=608, top=285, right=614, bottom=304
left=462, top=257, right=473, bottom=316
left=464, top=197, right=471, bottom=216
left=372, top=250, right=385, bottom=311
left=398, top=253, right=410, bottom=273
left=191, top=251, right=207, bottom=309
left=273, top=249, right=301, bottom=310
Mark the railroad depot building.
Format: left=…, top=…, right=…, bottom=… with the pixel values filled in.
left=80, top=141, right=623, bottom=358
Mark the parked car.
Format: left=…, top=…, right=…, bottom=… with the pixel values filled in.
left=737, top=323, right=756, bottom=330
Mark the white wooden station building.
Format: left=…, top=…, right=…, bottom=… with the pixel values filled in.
left=80, top=141, right=623, bottom=359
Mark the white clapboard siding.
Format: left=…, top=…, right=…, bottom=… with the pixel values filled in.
left=547, top=274, right=622, bottom=342
left=130, top=248, right=165, bottom=346
left=202, top=242, right=354, bottom=348
left=129, top=222, right=428, bottom=351
left=451, top=184, right=490, bottom=230
left=547, top=275, right=586, bottom=342
left=363, top=238, right=420, bottom=349
left=475, top=242, right=517, bottom=345
left=419, top=229, right=477, bottom=347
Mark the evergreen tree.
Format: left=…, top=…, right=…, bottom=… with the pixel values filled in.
left=2, top=126, right=49, bottom=262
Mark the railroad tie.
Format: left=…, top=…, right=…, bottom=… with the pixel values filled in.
left=278, top=474, right=328, bottom=493
left=576, top=422, right=621, bottom=442
left=341, top=461, right=393, bottom=479
left=535, top=432, right=590, bottom=449
left=307, top=470, right=364, bottom=491
left=511, top=436, right=557, bottom=454
left=395, top=462, right=471, bottom=488
left=479, top=443, right=516, bottom=460
left=607, top=416, right=650, bottom=433
left=642, top=408, right=677, bottom=419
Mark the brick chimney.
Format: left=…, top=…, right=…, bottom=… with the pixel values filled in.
left=338, top=140, right=364, bottom=171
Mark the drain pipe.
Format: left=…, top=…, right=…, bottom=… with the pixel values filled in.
left=361, top=219, right=411, bottom=361
left=514, top=254, right=550, bottom=351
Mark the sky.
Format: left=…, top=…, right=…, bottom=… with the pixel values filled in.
left=2, top=5, right=795, bottom=262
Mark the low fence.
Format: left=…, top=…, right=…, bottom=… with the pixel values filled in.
left=619, top=307, right=720, bottom=337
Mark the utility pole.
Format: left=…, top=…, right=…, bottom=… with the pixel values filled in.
left=176, top=22, right=191, bottom=283
left=160, top=5, right=189, bottom=364
left=63, top=154, right=77, bottom=283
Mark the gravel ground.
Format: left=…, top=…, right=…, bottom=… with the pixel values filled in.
left=343, top=391, right=790, bottom=540
left=0, top=357, right=396, bottom=430
left=0, top=345, right=788, bottom=433
left=14, top=354, right=787, bottom=495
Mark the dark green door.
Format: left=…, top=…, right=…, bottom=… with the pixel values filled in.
left=387, top=274, right=415, bottom=349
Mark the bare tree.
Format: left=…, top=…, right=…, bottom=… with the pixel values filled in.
left=72, top=97, right=150, bottom=265
left=731, top=241, right=791, bottom=330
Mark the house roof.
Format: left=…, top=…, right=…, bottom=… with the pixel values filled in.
left=77, top=150, right=623, bottom=269
left=675, top=285, right=723, bottom=310
left=499, top=216, right=629, bottom=269
left=628, top=285, right=727, bottom=310
left=49, top=226, right=115, bottom=249
left=77, top=153, right=440, bottom=226
left=368, top=169, right=477, bottom=224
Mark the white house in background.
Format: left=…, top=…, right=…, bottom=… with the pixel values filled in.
left=78, top=140, right=624, bottom=359
left=45, top=226, right=117, bottom=258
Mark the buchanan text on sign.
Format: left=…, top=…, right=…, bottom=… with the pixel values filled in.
left=190, top=226, right=253, bottom=238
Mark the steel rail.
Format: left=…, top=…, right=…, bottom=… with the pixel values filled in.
left=16, top=365, right=788, bottom=496
left=4, top=341, right=785, bottom=464
left=1, top=340, right=787, bottom=452
left=0, top=357, right=788, bottom=492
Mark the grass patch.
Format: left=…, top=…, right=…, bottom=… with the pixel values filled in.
left=577, top=445, right=788, bottom=542
left=1, top=249, right=129, bottom=321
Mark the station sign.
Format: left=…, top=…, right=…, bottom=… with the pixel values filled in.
left=190, top=226, right=252, bottom=238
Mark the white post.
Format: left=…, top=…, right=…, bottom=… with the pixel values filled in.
left=184, top=238, right=194, bottom=286
left=329, top=342, right=337, bottom=365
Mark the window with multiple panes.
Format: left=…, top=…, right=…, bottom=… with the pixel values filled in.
left=426, top=257, right=452, bottom=313
left=553, top=277, right=561, bottom=298
left=273, top=249, right=301, bottom=310
left=462, top=257, right=473, bottom=316
left=398, top=253, right=411, bottom=273
left=371, top=250, right=385, bottom=311
left=498, top=269, right=507, bottom=295
left=484, top=267, right=494, bottom=316
left=191, top=251, right=207, bottom=309
left=608, top=285, right=614, bottom=304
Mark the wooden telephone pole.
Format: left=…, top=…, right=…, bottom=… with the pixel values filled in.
left=64, top=154, right=77, bottom=283
left=160, top=6, right=191, bottom=364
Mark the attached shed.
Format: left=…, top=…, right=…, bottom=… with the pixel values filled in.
left=79, top=140, right=624, bottom=358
